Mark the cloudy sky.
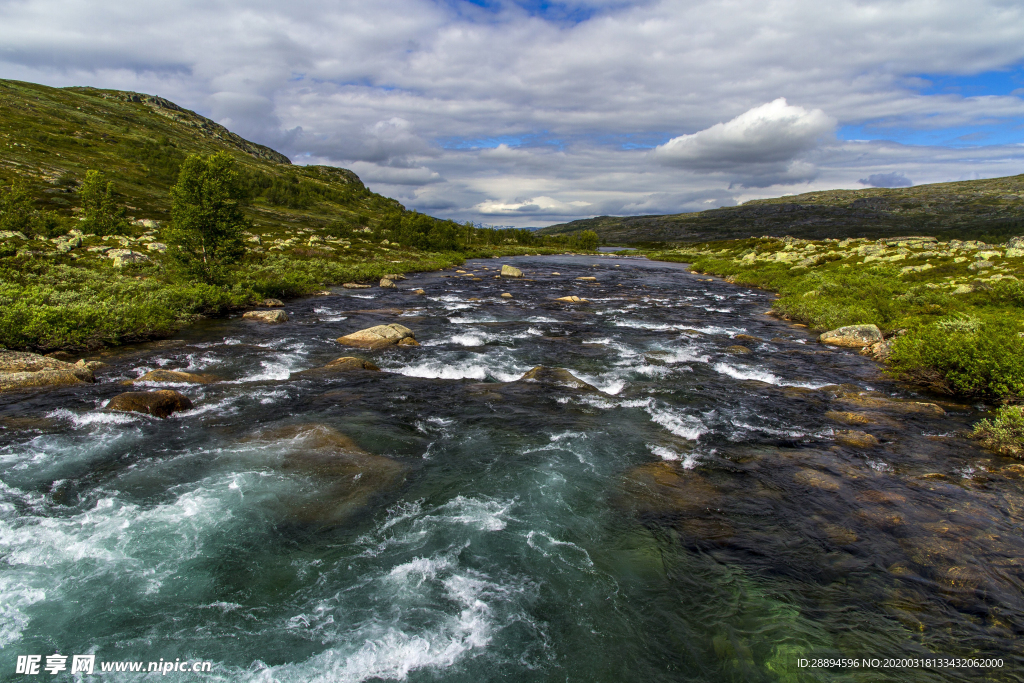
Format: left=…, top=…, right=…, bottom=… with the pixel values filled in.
left=2, top=0, right=1023, bottom=227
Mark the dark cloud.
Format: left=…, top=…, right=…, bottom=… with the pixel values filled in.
left=859, top=172, right=913, bottom=188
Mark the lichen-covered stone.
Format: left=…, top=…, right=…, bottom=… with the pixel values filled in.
left=819, top=324, right=883, bottom=348
left=243, top=309, right=289, bottom=323
left=500, top=265, right=523, bottom=278
left=336, top=323, right=415, bottom=349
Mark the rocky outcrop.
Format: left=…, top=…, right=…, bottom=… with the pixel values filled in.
left=132, top=369, right=218, bottom=384
left=104, top=249, right=150, bottom=268
left=0, top=351, right=97, bottom=392
left=818, top=324, right=883, bottom=348
left=336, top=324, right=416, bottom=350
left=106, top=390, right=193, bottom=418
left=243, top=309, right=289, bottom=323
left=518, top=366, right=598, bottom=392
left=500, top=265, right=523, bottom=278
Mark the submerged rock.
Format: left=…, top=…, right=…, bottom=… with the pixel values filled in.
left=725, top=345, right=751, bottom=354
left=836, top=393, right=945, bottom=417
left=518, top=366, right=598, bottom=392
left=336, top=323, right=415, bottom=350
left=313, top=357, right=381, bottom=373
left=246, top=424, right=406, bottom=526
left=131, top=369, right=219, bottom=384
left=0, top=351, right=96, bottom=392
left=243, top=309, right=289, bottom=323
left=106, top=390, right=193, bottom=418
left=825, top=410, right=873, bottom=426
left=819, top=324, right=883, bottom=348
left=500, top=265, right=523, bottom=278
left=834, top=430, right=880, bottom=448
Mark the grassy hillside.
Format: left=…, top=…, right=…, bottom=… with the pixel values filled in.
left=540, top=175, right=1024, bottom=245
left=0, top=79, right=595, bottom=352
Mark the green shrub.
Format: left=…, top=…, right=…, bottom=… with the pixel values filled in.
left=972, top=405, right=1024, bottom=458
left=888, top=314, right=1024, bottom=398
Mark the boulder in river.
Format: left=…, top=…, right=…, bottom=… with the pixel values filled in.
left=342, top=283, right=372, bottom=289
left=555, top=295, right=588, bottom=303
left=819, top=324, right=883, bottom=348
left=379, top=278, right=396, bottom=288
left=576, top=276, right=597, bottom=282
left=0, top=351, right=96, bottom=392
left=106, top=390, right=193, bottom=418
left=725, top=345, right=751, bottom=354
left=500, top=265, right=523, bottom=278
left=260, top=298, right=284, bottom=307
left=131, top=369, right=219, bottom=384
left=518, top=366, right=598, bottom=392
left=337, top=323, right=415, bottom=349
left=243, top=309, right=289, bottom=323
left=246, top=424, right=406, bottom=526
left=501, top=293, right=513, bottom=298
left=410, top=289, right=426, bottom=295
left=321, top=357, right=381, bottom=372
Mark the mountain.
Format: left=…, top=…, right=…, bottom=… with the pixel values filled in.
left=0, top=78, right=401, bottom=235
left=538, top=175, right=1024, bottom=245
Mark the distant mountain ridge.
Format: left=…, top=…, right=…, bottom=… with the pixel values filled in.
left=538, top=175, right=1024, bottom=244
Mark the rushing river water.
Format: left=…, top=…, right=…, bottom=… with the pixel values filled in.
left=2, top=255, right=1023, bottom=682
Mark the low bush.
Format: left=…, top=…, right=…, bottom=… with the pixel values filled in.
left=972, top=405, right=1024, bottom=458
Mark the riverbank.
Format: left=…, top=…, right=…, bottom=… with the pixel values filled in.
left=0, top=242, right=587, bottom=353
left=643, top=235, right=1024, bottom=454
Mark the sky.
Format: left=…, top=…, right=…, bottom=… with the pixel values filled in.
left=1, top=0, right=1023, bottom=227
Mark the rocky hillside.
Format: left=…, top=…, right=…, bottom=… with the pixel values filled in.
left=539, top=175, right=1024, bottom=245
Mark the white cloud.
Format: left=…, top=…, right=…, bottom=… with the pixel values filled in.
left=650, top=98, right=835, bottom=186
left=2, top=0, right=1024, bottom=225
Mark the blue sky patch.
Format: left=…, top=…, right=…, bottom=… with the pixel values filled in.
left=909, top=67, right=1024, bottom=97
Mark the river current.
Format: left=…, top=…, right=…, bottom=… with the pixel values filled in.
left=1, top=255, right=1022, bottom=682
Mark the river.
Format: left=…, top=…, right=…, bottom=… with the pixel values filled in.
left=1, top=255, right=1022, bottom=682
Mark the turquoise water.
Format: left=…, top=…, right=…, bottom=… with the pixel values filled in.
left=1, top=255, right=1022, bottom=681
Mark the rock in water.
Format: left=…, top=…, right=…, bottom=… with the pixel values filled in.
left=132, top=369, right=218, bottom=384
left=518, top=366, right=599, bottom=392
left=819, top=324, right=883, bottom=348
left=501, top=293, right=513, bottom=298
left=260, top=298, right=284, bottom=307
left=500, top=265, right=523, bottom=278
left=0, top=351, right=95, bottom=392
left=318, top=357, right=381, bottom=372
left=725, top=345, right=751, bottom=354
left=245, top=424, right=406, bottom=526
left=835, top=430, right=880, bottom=448
left=243, top=309, right=289, bottom=323
left=106, top=390, right=193, bottom=418
left=555, top=295, right=587, bottom=303
left=342, top=283, right=372, bottom=289
left=379, top=278, right=396, bottom=288
left=336, top=323, right=415, bottom=349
